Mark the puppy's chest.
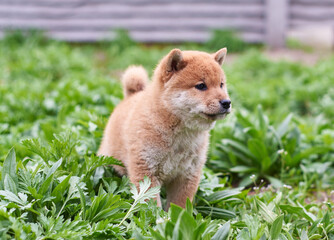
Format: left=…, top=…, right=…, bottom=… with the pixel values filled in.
left=143, top=131, right=206, bottom=182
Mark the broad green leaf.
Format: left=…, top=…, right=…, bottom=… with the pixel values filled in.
left=193, top=222, right=207, bottom=240
left=322, top=211, right=330, bottom=227
left=185, top=198, right=193, bottom=215
left=38, top=174, right=53, bottom=196
left=4, top=174, right=17, bottom=195
left=278, top=234, right=288, bottom=240
left=236, top=111, right=253, bottom=128
left=257, top=105, right=269, bottom=134
left=77, top=184, right=86, bottom=220
left=308, top=234, right=322, bottom=240
left=221, top=139, right=256, bottom=160
left=0, top=190, right=23, bottom=205
left=300, top=229, right=309, bottom=240
left=255, top=198, right=277, bottom=224
left=170, top=204, right=184, bottom=223
left=247, top=139, right=269, bottom=166
left=38, top=159, right=62, bottom=196
left=196, top=206, right=236, bottom=220
left=280, top=205, right=316, bottom=223
left=173, top=210, right=196, bottom=240
left=276, top=114, right=293, bottom=138
left=2, top=148, right=17, bottom=187
left=230, top=166, right=258, bottom=173
left=28, top=186, right=43, bottom=200
left=51, top=174, right=72, bottom=202
left=206, top=189, right=241, bottom=203
left=165, top=221, right=175, bottom=239
left=149, top=228, right=165, bottom=240
left=243, top=214, right=264, bottom=240
left=236, top=228, right=251, bottom=240
left=292, top=146, right=332, bottom=166
left=211, top=221, right=230, bottom=240
left=270, top=215, right=284, bottom=240
left=266, top=176, right=284, bottom=188
left=283, top=229, right=294, bottom=240
left=45, top=158, right=63, bottom=179
left=218, top=144, right=253, bottom=165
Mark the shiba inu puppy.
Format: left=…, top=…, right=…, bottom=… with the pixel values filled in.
left=98, top=48, right=231, bottom=209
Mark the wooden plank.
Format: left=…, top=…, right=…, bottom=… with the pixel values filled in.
left=0, top=4, right=265, bottom=19
left=290, top=6, right=334, bottom=20
left=291, top=0, right=334, bottom=6
left=0, top=18, right=265, bottom=32
left=0, top=0, right=267, bottom=43
left=265, top=0, right=289, bottom=48
left=290, top=19, right=334, bottom=27
left=43, top=30, right=264, bottom=43
left=1, top=0, right=264, bottom=7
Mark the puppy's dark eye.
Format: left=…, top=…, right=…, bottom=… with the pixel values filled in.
left=220, top=82, right=223, bottom=88
left=195, top=83, right=207, bottom=91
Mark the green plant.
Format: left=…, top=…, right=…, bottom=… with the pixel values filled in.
left=204, top=30, right=251, bottom=53
left=0, top=31, right=333, bottom=239
left=210, top=106, right=332, bottom=187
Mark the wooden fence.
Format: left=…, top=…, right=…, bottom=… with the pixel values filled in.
left=0, top=0, right=333, bottom=47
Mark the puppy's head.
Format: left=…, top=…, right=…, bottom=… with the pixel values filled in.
left=155, top=48, right=231, bottom=130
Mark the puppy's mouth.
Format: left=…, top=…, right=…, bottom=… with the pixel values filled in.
left=201, top=110, right=231, bottom=120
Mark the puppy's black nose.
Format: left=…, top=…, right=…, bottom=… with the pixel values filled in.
left=220, top=99, right=231, bottom=109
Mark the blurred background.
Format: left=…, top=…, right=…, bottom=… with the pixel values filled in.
left=0, top=0, right=333, bottom=49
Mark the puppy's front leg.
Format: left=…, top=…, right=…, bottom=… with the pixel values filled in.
left=128, top=158, right=161, bottom=207
left=166, top=173, right=201, bottom=210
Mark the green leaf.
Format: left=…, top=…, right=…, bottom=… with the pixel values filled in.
left=206, top=189, right=241, bottom=203
left=230, top=166, right=258, bottom=173
left=212, top=221, right=230, bottom=240
left=280, top=205, right=316, bottom=223
left=0, top=190, right=23, bottom=205
left=149, top=228, right=165, bottom=240
left=236, top=111, right=253, bottom=128
left=38, top=159, right=62, bottom=196
left=77, top=184, right=86, bottom=220
left=322, top=211, right=330, bottom=227
left=255, top=198, right=277, bottom=224
left=292, top=146, right=332, bottom=166
left=266, top=176, right=284, bottom=188
left=45, top=158, right=63, bottom=179
left=2, top=148, right=17, bottom=187
left=118, top=177, right=160, bottom=226
left=276, top=114, right=293, bottom=138
left=173, top=210, right=196, bottom=240
left=236, top=228, right=251, bottom=240
left=193, top=222, right=207, bottom=240
left=270, top=215, right=284, bottom=240
left=300, top=229, right=309, bottom=240
left=170, top=204, right=184, bottom=224
left=257, top=105, right=268, bottom=133
left=308, top=234, right=322, bottom=240
left=196, top=206, right=236, bottom=220
left=22, top=138, right=49, bottom=164
left=185, top=198, right=193, bottom=215
left=247, top=139, right=269, bottom=166
left=38, top=174, right=54, bottom=196
left=51, top=174, right=72, bottom=202
left=3, top=174, right=17, bottom=195
left=221, top=139, right=257, bottom=160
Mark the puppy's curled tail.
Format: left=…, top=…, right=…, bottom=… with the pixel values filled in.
left=121, top=65, right=149, bottom=98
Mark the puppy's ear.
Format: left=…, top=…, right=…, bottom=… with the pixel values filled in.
left=213, top=48, right=227, bottom=65
left=166, top=49, right=187, bottom=72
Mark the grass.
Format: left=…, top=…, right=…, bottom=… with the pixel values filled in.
left=0, top=31, right=333, bottom=239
